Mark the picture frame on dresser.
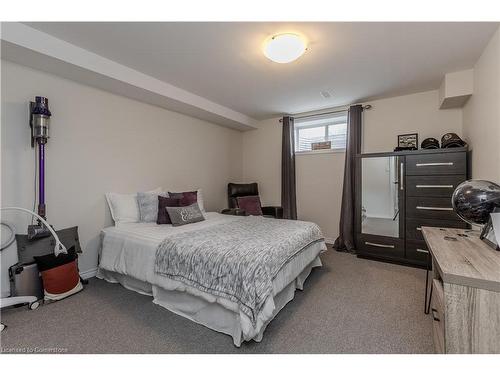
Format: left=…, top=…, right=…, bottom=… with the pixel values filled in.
left=354, top=147, right=470, bottom=269
left=397, top=133, right=418, bottom=149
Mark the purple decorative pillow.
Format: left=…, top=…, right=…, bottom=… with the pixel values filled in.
left=168, top=191, right=198, bottom=206
left=236, top=195, right=263, bottom=216
left=157, top=196, right=181, bottom=224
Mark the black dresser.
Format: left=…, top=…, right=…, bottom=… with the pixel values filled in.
left=355, top=147, right=469, bottom=268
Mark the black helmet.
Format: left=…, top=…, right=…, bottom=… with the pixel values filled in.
left=421, top=138, right=440, bottom=149
left=441, top=133, right=466, bottom=148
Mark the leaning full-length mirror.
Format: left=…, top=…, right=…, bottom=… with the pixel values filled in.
left=361, top=156, right=400, bottom=238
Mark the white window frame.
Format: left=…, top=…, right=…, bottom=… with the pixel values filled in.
left=294, top=111, right=348, bottom=154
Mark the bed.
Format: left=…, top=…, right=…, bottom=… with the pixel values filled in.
left=97, top=212, right=326, bottom=346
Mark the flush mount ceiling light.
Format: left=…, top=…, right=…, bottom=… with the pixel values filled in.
left=264, top=33, right=307, bottom=64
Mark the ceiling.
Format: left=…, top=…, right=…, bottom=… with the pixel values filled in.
left=24, top=22, right=499, bottom=120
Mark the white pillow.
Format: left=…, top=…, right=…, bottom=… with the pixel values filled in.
left=196, top=189, right=206, bottom=213
left=106, top=188, right=162, bottom=224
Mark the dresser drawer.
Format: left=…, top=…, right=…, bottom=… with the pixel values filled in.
left=406, top=218, right=468, bottom=241
left=406, top=197, right=460, bottom=221
left=406, top=175, right=466, bottom=197
left=431, top=279, right=445, bottom=354
left=406, top=152, right=466, bottom=176
left=405, top=240, right=430, bottom=265
left=356, top=234, right=404, bottom=259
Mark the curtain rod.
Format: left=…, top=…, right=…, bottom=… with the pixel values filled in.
left=279, top=105, right=372, bottom=122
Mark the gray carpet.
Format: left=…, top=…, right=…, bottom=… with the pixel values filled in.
left=0, top=248, right=433, bottom=353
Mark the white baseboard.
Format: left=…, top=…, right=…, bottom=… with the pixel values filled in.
left=80, top=267, right=98, bottom=280
left=324, top=237, right=335, bottom=245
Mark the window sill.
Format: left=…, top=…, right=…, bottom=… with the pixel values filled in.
left=295, top=149, right=346, bottom=156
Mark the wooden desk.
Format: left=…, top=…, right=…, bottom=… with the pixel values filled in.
left=422, top=227, right=500, bottom=353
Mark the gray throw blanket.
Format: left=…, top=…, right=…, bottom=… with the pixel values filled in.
left=154, top=216, right=323, bottom=325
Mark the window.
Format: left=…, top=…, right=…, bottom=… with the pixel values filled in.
left=294, top=112, right=348, bottom=153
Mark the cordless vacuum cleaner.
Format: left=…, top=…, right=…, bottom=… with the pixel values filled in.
left=28, top=96, right=52, bottom=240
left=26, top=98, right=81, bottom=255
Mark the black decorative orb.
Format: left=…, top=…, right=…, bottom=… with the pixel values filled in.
left=452, top=180, right=500, bottom=225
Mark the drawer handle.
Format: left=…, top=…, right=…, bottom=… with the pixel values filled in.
left=365, top=241, right=395, bottom=248
left=415, top=185, right=454, bottom=189
left=415, top=162, right=454, bottom=167
left=431, top=308, right=440, bottom=322
left=416, top=248, right=429, bottom=254
left=400, top=162, right=404, bottom=191
left=416, top=206, right=453, bottom=211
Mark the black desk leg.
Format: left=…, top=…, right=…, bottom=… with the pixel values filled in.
left=424, top=254, right=433, bottom=314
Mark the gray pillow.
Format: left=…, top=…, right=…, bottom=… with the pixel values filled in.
left=166, top=203, right=205, bottom=226
left=137, top=191, right=167, bottom=222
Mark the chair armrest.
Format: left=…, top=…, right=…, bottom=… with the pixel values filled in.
left=261, top=206, right=283, bottom=219
left=221, top=208, right=247, bottom=216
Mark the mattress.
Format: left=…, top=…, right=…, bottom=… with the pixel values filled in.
left=97, top=212, right=327, bottom=345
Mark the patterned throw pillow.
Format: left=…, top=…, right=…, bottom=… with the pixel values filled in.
left=168, top=191, right=198, bottom=206
left=166, top=203, right=205, bottom=226
left=157, top=196, right=182, bottom=224
left=236, top=195, right=263, bottom=216
left=137, top=191, right=167, bottom=222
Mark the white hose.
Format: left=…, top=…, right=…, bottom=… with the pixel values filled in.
left=0, top=222, right=16, bottom=250
left=0, top=207, right=67, bottom=256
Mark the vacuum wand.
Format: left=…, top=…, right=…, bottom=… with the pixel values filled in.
left=28, top=96, right=52, bottom=240
left=38, top=143, right=46, bottom=218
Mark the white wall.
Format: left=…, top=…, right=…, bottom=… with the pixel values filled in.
left=362, top=90, right=462, bottom=153
left=295, top=152, right=345, bottom=243
left=1, top=61, right=243, bottom=280
left=242, top=89, right=463, bottom=241
left=463, top=26, right=500, bottom=183
left=241, top=118, right=282, bottom=207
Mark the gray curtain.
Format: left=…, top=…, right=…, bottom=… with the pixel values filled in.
left=334, top=105, right=363, bottom=252
left=281, top=116, right=297, bottom=220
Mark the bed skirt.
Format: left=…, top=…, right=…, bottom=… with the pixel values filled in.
left=96, top=256, right=321, bottom=346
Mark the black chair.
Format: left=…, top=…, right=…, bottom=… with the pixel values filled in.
left=221, top=183, right=283, bottom=218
